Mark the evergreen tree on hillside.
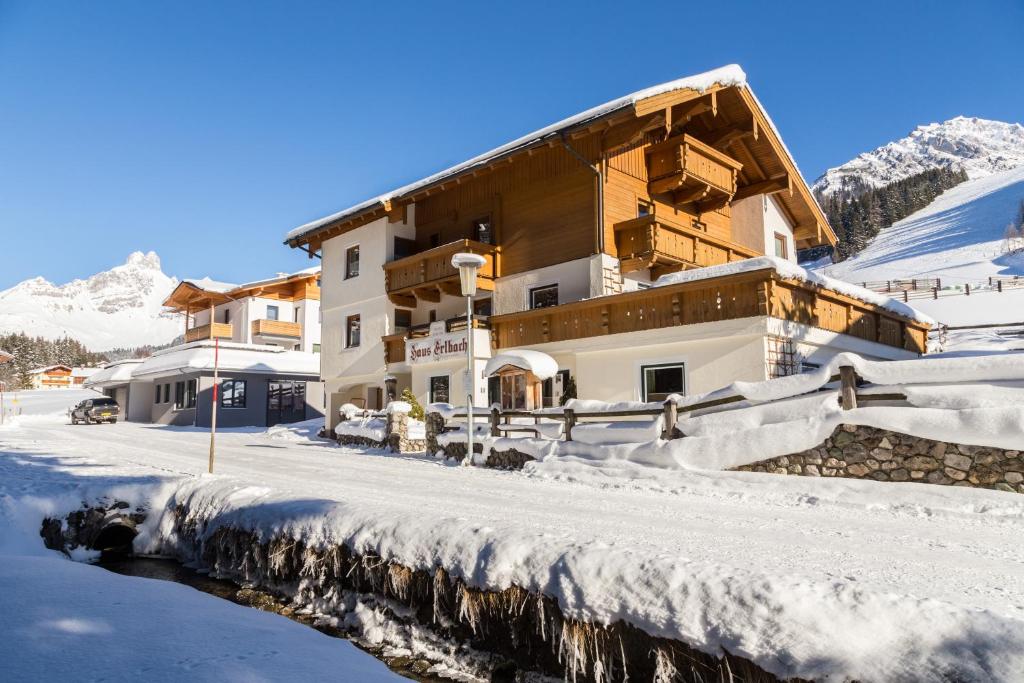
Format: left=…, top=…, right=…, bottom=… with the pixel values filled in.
left=0, top=332, right=106, bottom=390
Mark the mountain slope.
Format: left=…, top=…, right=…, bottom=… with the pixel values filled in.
left=0, top=252, right=182, bottom=351
left=822, top=166, right=1024, bottom=285
left=813, top=117, right=1024, bottom=199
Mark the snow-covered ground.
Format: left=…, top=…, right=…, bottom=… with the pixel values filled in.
left=0, top=391, right=405, bottom=681
left=822, top=166, right=1024, bottom=286
left=1, top=391, right=1023, bottom=681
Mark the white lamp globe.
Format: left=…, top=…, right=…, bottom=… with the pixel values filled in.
left=451, top=252, right=487, bottom=297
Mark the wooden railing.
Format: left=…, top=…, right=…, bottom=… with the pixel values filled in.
left=383, top=239, right=497, bottom=305
left=439, top=366, right=907, bottom=442
left=645, top=134, right=742, bottom=208
left=489, top=267, right=930, bottom=354
left=613, top=214, right=759, bottom=274
left=185, top=322, right=233, bottom=343
left=251, top=319, right=301, bottom=338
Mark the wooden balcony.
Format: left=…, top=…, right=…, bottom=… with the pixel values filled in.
left=185, top=322, right=233, bottom=343
left=251, top=319, right=301, bottom=339
left=383, top=239, right=497, bottom=307
left=613, top=214, right=759, bottom=277
left=490, top=267, right=929, bottom=354
left=646, top=134, right=742, bottom=211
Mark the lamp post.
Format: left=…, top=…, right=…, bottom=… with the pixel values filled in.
left=451, top=252, right=487, bottom=465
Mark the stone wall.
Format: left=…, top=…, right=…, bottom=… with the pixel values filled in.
left=738, top=425, right=1024, bottom=493
left=335, top=408, right=425, bottom=453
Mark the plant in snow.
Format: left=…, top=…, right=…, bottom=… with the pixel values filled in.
left=399, top=388, right=424, bottom=420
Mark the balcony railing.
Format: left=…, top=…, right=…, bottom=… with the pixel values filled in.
left=383, top=239, right=497, bottom=307
left=489, top=267, right=929, bottom=354
left=185, top=322, right=233, bottom=343
left=251, top=319, right=301, bottom=339
left=645, top=134, right=742, bottom=211
left=613, top=214, right=759, bottom=277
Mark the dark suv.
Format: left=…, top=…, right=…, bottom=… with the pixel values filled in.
left=70, top=397, right=120, bottom=424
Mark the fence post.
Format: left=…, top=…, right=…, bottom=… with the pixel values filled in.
left=932, top=287, right=938, bottom=299
left=489, top=407, right=500, bottom=437
left=563, top=408, right=576, bottom=441
left=966, top=283, right=971, bottom=296
left=936, top=278, right=941, bottom=290
left=902, top=290, right=908, bottom=302
left=998, top=280, right=1003, bottom=293
left=661, top=401, right=678, bottom=440
left=839, top=365, right=858, bottom=411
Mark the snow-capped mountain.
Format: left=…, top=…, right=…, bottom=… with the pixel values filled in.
left=0, top=252, right=182, bottom=351
left=813, top=116, right=1024, bottom=198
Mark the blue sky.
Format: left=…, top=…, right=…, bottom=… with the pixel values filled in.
left=2, top=0, right=1022, bottom=288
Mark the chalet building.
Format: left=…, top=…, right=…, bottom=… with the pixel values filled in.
left=28, top=365, right=74, bottom=390
left=284, top=65, right=930, bottom=430
left=85, top=268, right=326, bottom=427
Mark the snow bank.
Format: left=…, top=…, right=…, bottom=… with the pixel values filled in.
left=287, top=65, right=746, bottom=242
left=654, top=256, right=934, bottom=324
left=483, top=350, right=558, bottom=380
left=335, top=417, right=387, bottom=442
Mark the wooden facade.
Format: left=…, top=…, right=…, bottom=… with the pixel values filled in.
left=489, top=268, right=929, bottom=355
left=613, top=214, right=759, bottom=277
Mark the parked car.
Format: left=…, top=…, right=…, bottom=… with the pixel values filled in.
left=70, top=397, right=120, bottom=424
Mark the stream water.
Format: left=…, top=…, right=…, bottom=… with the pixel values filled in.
left=97, top=555, right=451, bottom=682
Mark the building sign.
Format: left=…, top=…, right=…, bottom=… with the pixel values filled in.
left=405, top=329, right=490, bottom=365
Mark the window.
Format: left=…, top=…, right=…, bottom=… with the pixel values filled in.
left=294, top=307, right=301, bottom=323
left=487, top=376, right=501, bottom=406
left=429, top=375, right=449, bottom=404
left=220, top=379, right=247, bottom=409
left=473, top=216, right=492, bottom=244
left=767, top=337, right=799, bottom=378
left=163, top=383, right=171, bottom=404
left=637, top=199, right=653, bottom=217
left=154, top=386, right=160, bottom=405
left=428, top=309, right=437, bottom=323
left=500, top=372, right=528, bottom=410
left=312, top=343, right=321, bottom=353
left=429, top=233, right=441, bottom=248
left=345, top=245, right=360, bottom=279
left=641, top=363, right=686, bottom=402
left=346, top=314, right=361, bottom=347
left=774, top=233, right=788, bottom=259
left=394, top=237, right=417, bottom=259
left=473, top=298, right=492, bottom=317
left=266, top=305, right=279, bottom=321
left=186, top=379, right=197, bottom=408
left=223, top=308, right=230, bottom=324
left=174, top=381, right=185, bottom=409
left=394, top=309, right=412, bottom=330
left=529, top=284, right=558, bottom=310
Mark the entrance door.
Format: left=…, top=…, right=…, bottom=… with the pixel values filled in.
left=266, top=381, right=307, bottom=426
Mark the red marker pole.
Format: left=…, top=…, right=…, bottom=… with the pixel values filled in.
left=208, top=337, right=219, bottom=474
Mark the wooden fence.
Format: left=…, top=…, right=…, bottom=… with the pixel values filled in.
left=441, top=366, right=905, bottom=443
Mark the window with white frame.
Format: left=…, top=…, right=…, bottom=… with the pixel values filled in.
left=220, top=379, right=247, bottom=408
left=529, top=284, right=558, bottom=309
left=345, top=245, right=360, bottom=279
left=346, top=314, right=361, bottom=348
left=266, top=305, right=279, bottom=321
left=429, top=375, right=449, bottom=404
left=640, top=363, right=685, bottom=402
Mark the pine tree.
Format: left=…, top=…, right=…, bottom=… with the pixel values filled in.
left=399, top=388, right=425, bottom=420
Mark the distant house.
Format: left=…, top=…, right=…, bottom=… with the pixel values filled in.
left=28, top=365, right=74, bottom=390
left=0, top=349, right=12, bottom=364
left=71, top=367, right=100, bottom=385
left=85, top=267, right=325, bottom=428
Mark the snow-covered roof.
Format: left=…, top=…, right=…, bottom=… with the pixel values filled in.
left=71, top=367, right=101, bottom=378
left=130, top=341, right=320, bottom=379
left=84, top=359, right=144, bottom=388
left=286, top=65, right=747, bottom=244
left=27, top=365, right=72, bottom=375
left=180, top=277, right=239, bottom=294
left=178, top=267, right=321, bottom=298
left=233, top=265, right=321, bottom=291
left=653, top=256, right=935, bottom=325
left=483, top=349, right=559, bottom=380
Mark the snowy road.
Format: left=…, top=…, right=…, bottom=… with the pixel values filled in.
left=2, top=407, right=1024, bottom=680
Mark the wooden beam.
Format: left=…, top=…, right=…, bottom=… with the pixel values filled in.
left=648, top=174, right=686, bottom=195
left=673, top=184, right=712, bottom=205
left=733, top=174, right=790, bottom=202
left=702, top=124, right=755, bottom=150
left=413, top=286, right=441, bottom=303
left=387, top=292, right=417, bottom=308
left=438, top=281, right=461, bottom=297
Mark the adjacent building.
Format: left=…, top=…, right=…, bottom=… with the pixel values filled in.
left=284, top=65, right=930, bottom=430
left=86, top=268, right=325, bottom=427
left=27, top=365, right=74, bottom=389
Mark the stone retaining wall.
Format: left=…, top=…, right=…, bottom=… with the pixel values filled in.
left=334, top=408, right=424, bottom=453
left=738, top=425, right=1024, bottom=493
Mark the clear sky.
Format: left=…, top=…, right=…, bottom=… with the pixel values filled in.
left=2, top=0, right=1022, bottom=288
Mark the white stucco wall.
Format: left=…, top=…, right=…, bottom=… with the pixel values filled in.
left=763, top=195, right=796, bottom=262
left=492, top=256, right=593, bottom=315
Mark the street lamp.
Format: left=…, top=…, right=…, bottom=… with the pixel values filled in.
left=451, top=252, right=487, bottom=465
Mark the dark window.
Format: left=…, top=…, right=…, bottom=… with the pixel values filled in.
left=394, top=309, right=412, bottom=330
left=91, top=397, right=117, bottom=406
left=529, top=284, right=558, bottom=310
left=429, top=375, right=449, bottom=404
left=473, top=298, right=492, bottom=317
left=163, top=383, right=170, bottom=403
left=428, top=309, right=437, bottom=323
left=186, top=379, right=197, bottom=408
left=637, top=199, right=653, bottom=217
left=312, top=343, right=321, bottom=353
left=487, top=376, right=501, bottom=406
left=346, top=314, right=361, bottom=347
left=641, top=363, right=686, bottom=402
left=294, top=307, right=301, bottom=323
left=154, top=386, right=160, bottom=405
left=220, top=379, right=247, bottom=409
left=473, top=216, right=492, bottom=244
left=345, top=245, right=360, bottom=279
left=266, top=305, right=279, bottom=321
left=429, top=233, right=440, bottom=248
left=223, top=308, right=230, bottom=324
left=774, top=233, right=788, bottom=259
left=394, top=237, right=417, bottom=259
left=174, top=381, right=185, bottom=409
